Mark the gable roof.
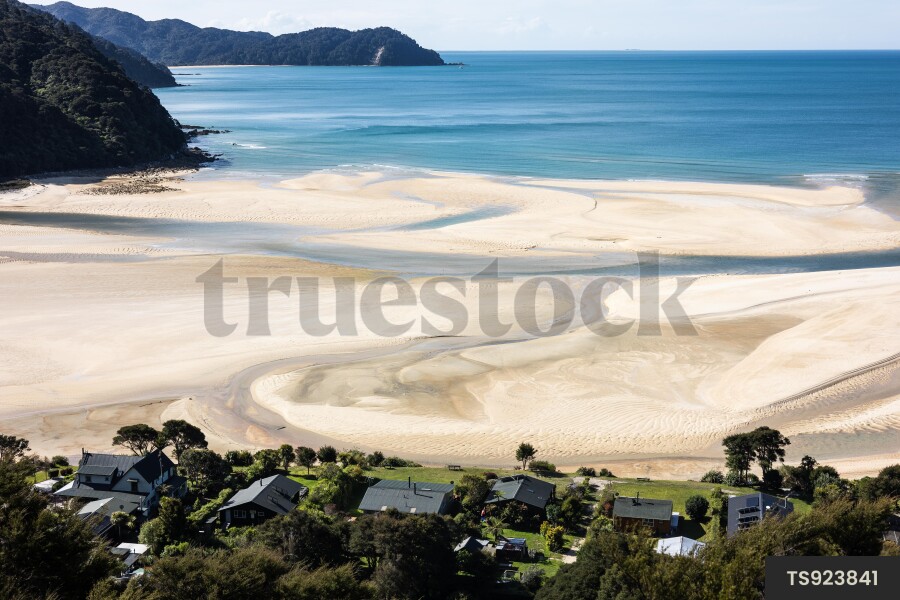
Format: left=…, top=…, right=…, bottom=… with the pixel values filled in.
left=219, top=474, right=307, bottom=516
left=455, top=536, right=492, bottom=553
left=56, top=480, right=146, bottom=511
left=75, top=449, right=175, bottom=489
left=656, top=536, right=706, bottom=557
left=613, top=496, right=673, bottom=521
left=358, top=479, right=452, bottom=514
left=486, top=475, right=555, bottom=510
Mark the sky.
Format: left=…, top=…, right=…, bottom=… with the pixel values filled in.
left=31, top=1, right=900, bottom=51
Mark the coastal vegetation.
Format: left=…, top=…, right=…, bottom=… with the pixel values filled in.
left=0, top=0, right=187, bottom=178
left=2, top=426, right=898, bottom=599
left=37, top=1, right=445, bottom=67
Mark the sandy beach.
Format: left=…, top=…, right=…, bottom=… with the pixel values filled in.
left=0, top=170, right=897, bottom=478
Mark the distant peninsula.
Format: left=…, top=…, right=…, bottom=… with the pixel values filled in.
left=34, top=1, right=446, bottom=67
left=0, top=0, right=187, bottom=178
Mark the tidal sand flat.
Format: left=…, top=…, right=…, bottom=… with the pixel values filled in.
left=0, top=171, right=898, bottom=478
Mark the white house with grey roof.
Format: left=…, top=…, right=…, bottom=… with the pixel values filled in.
left=727, top=492, right=793, bottom=536
left=218, top=474, right=308, bottom=528
left=56, top=449, right=186, bottom=519
left=358, top=478, right=454, bottom=515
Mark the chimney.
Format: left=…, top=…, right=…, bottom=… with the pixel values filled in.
left=408, top=477, right=411, bottom=489
left=413, top=482, right=417, bottom=495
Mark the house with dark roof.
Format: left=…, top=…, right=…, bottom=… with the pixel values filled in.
left=218, top=474, right=308, bottom=528
left=727, top=492, right=794, bottom=536
left=612, top=496, right=674, bottom=536
left=455, top=536, right=493, bottom=554
left=358, top=478, right=454, bottom=515
left=485, top=475, right=556, bottom=514
left=55, top=449, right=185, bottom=517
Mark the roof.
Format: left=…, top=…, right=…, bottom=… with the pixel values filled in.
left=455, top=536, right=492, bottom=553
left=71, top=449, right=175, bottom=493
left=57, top=481, right=145, bottom=512
left=33, top=478, right=62, bottom=493
left=656, top=536, right=706, bottom=557
left=726, top=492, right=794, bottom=536
left=219, top=474, right=307, bottom=516
left=112, top=543, right=148, bottom=569
left=486, top=475, right=555, bottom=510
left=358, top=479, right=452, bottom=515
left=613, top=497, right=673, bottom=521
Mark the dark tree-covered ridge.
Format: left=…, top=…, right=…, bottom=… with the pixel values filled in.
left=35, top=1, right=446, bottom=66
left=0, top=0, right=186, bottom=178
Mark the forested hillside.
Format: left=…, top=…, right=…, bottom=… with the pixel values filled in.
left=36, top=2, right=445, bottom=66
left=0, top=0, right=186, bottom=178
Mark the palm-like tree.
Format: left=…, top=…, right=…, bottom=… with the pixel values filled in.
left=486, top=516, right=508, bottom=542
left=110, top=511, right=135, bottom=540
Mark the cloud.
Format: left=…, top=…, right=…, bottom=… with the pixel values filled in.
left=218, top=10, right=314, bottom=34
left=495, top=16, right=548, bottom=36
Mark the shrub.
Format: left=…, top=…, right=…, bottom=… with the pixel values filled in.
left=482, top=471, right=498, bottom=480
left=47, top=468, right=59, bottom=478
left=723, top=470, right=744, bottom=486
left=60, top=466, right=73, bottom=476
left=763, top=469, right=784, bottom=489
left=576, top=467, right=596, bottom=477
left=597, top=468, right=616, bottom=478
left=51, top=455, right=69, bottom=467
left=521, top=565, right=545, bottom=592
left=529, top=460, right=557, bottom=473
left=367, top=451, right=384, bottom=467
left=685, top=495, right=710, bottom=520
left=540, top=521, right=565, bottom=552
left=381, top=456, right=421, bottom=468
left=700, top=469, right=725, bottom=484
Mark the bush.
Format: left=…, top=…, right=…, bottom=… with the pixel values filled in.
left=685, top=495, right=709, bottom=520
left=700, top=469, right=725, bottom=484
left=575, top=467, right=596, bottom=477
left=521, top=565, right=545, bottom=592
left=529, top=460, right=557, bottom=473
left=47, top=468, right=59, bottom=478
left=763, top=469, right=784, bottom=489
left=483, top=471, right=498, bottom=480
left=60, top=466, right=73, bottom=476
left=367, top=451, right=384, bottom=467
left=597, top=468, right=616, bottom=478
left=381, top=456, right=421, bottom=468
left=51, top=455, right=69, bottom=467
left=540, top=521, right=565, bottom=552
left=723, top=470, right=744, bottom=486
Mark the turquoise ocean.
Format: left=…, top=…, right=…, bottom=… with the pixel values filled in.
left=159, top=51, right=900, bottom=202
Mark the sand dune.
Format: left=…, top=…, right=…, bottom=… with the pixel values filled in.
left=0, top=170, right=897, bottom=478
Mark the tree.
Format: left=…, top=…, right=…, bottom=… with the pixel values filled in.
left=685, top=495, right=710, bottom=520
left=0, top=435, right=29, bottom=462
left=110, top=510, right=135, bottom=540
left=0, top=459, right=119, bottom=599
left=295, top=446, right=317, bottom=474
left=51, top=455, right=69, bottom=467
left=224, top=449, right=253, bottom=466
left=749, top=426, right=790, bottom=477
left=112, top=424, right=160, bottom=455
left=515, top=442, right=536, bottom=470
left=540, top=521, right=565, bottom=552
left=248, top=449, right=281, bottom=480
left=486, top=516, right=508, bottom=541
left=278, top=444, right=295, bottom=470
left=160, top=420, right=207, bottom=461
left=367, top=451, right=385, bottom=467
left=455, top=473, right=490, bottom=513
left=255, top=510, right=345, bottom=567
left=179, top=448, right=230, bottom=494
left=317, top=445, right=338, bottom=464
left=722, top=432, right=756, bottom=483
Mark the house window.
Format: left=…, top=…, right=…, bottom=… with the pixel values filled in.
left=642, top=518, right=655, bottom=527
left=233, top=510, right=245, bottom=519
left=84, top=475, right=92, bottom=482
left=129, top=479, right=139, bottom=493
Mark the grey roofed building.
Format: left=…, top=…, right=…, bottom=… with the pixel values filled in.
left=218, top=474, right=308, bottom=516
left=358, top=479, right=454, bottom=515
left=727, top=492, right=794, bottom=536
left=612, top=496, right=674, bottom=521
left=485, top=475, right=556, bottom=510
left=455, top=536, right=492, bottom=553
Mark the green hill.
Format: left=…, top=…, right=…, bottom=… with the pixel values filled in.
left=35, top=1, right=446, bottom=67
left=88, top=34, right=177, bottom=88
left=0, top=0, right=186, bottom=178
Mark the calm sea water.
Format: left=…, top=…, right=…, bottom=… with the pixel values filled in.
left=157, top=51, right=900, bottom=192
